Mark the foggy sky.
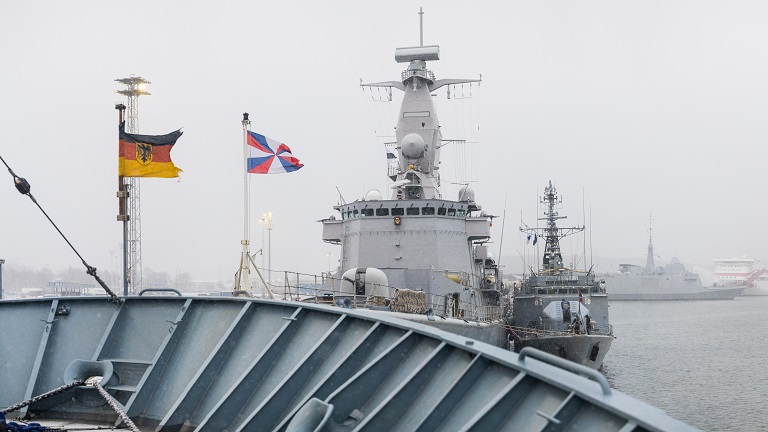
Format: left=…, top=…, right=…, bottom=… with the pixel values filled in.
left=1, top=1, right=766, bottom=285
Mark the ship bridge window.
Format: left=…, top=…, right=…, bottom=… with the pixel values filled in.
left=438, top=207, right=447, bottom=216
left=456, top=210, right=466, bottom=217
left=407, top=207, right=420, bottom=216
left=392, top=207, right=404, bottom=216
left=422, top=206, right=435, bottom=215
left=361, top=209, right=374, bottom=217
left=447, top=208, right=456, bottom=217
left=376, top=208, right=390, bottom=216
left=352, top=210, right=359, bottom=218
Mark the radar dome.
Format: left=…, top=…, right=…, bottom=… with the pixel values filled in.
left=365, top=189, right=382, bottom=201
left=401, top=133, right=425, bottom=158
left=458, top=185, right=475, bottom=202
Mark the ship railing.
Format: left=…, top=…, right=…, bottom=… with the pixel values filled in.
left=248, top=270, right=506, bottom=323
left=523, top=285, right=603, bottom=296
left=508, top=325, right=573, bottom=338
left=508, top=322, right=613, bottom=338
left=401, top=68, right=435, bottom=81
left=426, top=298, right=505, bottom=323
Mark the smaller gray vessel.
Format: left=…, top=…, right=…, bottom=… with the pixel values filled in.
left=604, top=221, right=744, bottom=300
left=510, top=181, right=614, bottom=369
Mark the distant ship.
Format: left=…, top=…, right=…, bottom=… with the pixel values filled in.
left=510, top=181, right=613, bottom=369
left=713, top=255, right=768, bottom=296
left=603, top=223, right=744, bottom=300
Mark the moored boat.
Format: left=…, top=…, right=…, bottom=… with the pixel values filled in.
left=317, top=16, right=509, bottom=348
left=510, top=181, right=614, bottom=369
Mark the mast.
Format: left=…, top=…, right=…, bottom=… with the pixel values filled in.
left=236, top=113, right=252, bottom=292
left=115, top=103, right=128, bottom=296
left=540, top=181, right=567, bottom=271
left=645, top=214, right=655, bottom=273
left=360, top=9, right=481, bottom=202
left=115, top=76, right=150, bottom=295
left=419, top=7, right=424, bottom=46
left=523, top=181, right=585, bottom=273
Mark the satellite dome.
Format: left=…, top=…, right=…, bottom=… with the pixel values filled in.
left=401, top=133, right=425, bottom=158
left=458, top=185, right=475, bottom=202
left=365, top=189, right=382, bottom=201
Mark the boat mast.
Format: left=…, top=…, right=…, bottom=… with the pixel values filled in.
left=529, top=181, right=585, bottom=273
left=645, top=214, right=655, bottom=273
left=540, top=181, right=566, bottom=271
left=359, top=8, right=480, bottom=202
left=419, top=7, right=424, bottom=46
left=237, top=113, right=252, bottom=292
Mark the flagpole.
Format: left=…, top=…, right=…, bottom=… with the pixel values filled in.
left=115, top=103, right=129, bottom=297
left=237, top=113, right=252, bottom=292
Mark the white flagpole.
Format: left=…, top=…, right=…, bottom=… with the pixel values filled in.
left=238, top=113, right=252, bottom=292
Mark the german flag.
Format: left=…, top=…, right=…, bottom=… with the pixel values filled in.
left=119, top=122, right=183, bottom=178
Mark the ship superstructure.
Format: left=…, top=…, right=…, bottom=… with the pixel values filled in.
left=320, top=21, right=508, bottom=347
left=511, top=181, right=613, bottom=368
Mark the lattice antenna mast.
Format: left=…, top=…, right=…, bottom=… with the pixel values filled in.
left=115, top=75, right=150, bottom=294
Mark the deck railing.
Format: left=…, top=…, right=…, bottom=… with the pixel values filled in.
left=239, top=269, right=508, bottom=324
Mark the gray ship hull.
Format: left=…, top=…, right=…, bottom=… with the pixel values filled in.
left=384, top=310, right=510, bottom=348
left=513, top=334, right=613, bottom=369
left=604, top=275, right=744, bottom=300
left=0, top=296, right=696, bottom=431
left=510, top=293, right=613, bottom=369
left=739, top=284, right=768, bottom=296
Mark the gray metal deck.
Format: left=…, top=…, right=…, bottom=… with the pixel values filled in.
left=0, top=296, right=696, bottom=431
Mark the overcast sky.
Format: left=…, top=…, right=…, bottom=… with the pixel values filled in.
left=1, top=1, right=767, bottom=285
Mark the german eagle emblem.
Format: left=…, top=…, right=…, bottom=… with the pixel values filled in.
left=136, top=142, right=153, bottom=165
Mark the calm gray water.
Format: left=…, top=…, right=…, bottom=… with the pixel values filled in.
left=601, top=296, right=768, bottom=432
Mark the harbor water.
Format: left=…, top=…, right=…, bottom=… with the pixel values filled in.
left=602, top=296, right=768, bottom=432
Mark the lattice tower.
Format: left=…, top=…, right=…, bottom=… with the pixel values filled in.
left=116, top=76, right=150, bottom=294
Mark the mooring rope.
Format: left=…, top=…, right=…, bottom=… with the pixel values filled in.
left=85, top=377, right=138, bottom=432
left=1, top=377, right=138, bottom=432
left=0, top=154, right=122, bottom=305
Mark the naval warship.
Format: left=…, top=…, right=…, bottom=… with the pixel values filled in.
left=319, top=25, right=509, bottom=348
left=510, top=181, right=613, bottom=369
left=602, top=222, right=744, bottom=300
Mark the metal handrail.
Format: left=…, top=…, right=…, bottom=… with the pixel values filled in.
left=138, top=288, right=182, bottom=296
left=518, top=347, right=612, bottom=395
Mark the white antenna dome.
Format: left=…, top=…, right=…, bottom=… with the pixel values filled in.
left=365, top=189, right=382, bottom=201
left=458, top=185, right=475, bottom=202
left=401, top=133, right=425, bottom=158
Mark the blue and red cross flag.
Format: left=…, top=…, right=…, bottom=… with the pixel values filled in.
left=246, top=131, right=304, bottom=174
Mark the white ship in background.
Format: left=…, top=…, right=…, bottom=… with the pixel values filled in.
left=713, top=256, right=768, bottom=296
